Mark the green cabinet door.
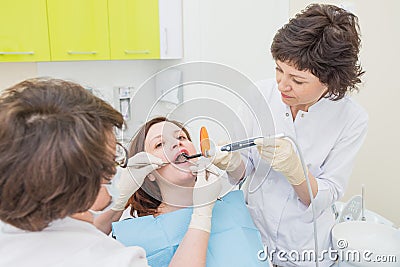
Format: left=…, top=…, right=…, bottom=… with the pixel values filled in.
left=47, top=0, right=110, bottom=61
left=108, top=0, right=160, bottom=60
left=0, top=0, right=50, bottom=62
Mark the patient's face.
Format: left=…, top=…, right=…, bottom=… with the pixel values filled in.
left=144, top=121, right=197, bottom=187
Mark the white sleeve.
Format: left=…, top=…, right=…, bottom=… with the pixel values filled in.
left=304, top=111, right=369, bottom=217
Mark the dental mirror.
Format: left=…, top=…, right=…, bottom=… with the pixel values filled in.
left=174, top=126, right=210, bottom=164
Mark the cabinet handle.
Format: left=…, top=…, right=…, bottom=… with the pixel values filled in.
left=0, top=51, right=34, bottom=55
left=67, top=51, right=98, bottom=55
left=164, top=28, right=168, bottom=55
left=124, top=50, right=150, bottom=54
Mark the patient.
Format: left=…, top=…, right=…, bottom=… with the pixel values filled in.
left=112, top=117, right=271, bottom=267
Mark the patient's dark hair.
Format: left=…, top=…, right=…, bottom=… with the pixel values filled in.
left=0, top=78, right=123, bottom=231
left=126, top=116, right=191, bottom=217
left=271, top=4, right=364, bottom=100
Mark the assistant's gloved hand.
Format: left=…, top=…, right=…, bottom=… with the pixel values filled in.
left=254, top=138, right=307, bottom=185
left=189, top=158, right=222, bottom=232
left=211, top=141, right=242, bottom=172
left=111, top=152, right=163, bottom=211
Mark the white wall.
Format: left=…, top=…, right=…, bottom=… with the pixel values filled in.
left=182, top=0, right=288, bottom=80
left=0, top=63, right=38, bottom=89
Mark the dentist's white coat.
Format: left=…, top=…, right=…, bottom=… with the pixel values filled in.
left=0, top=217, right=148, bottom=267
left=240, top=79, right=368, bottom=267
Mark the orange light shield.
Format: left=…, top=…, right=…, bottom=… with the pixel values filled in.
left=200, top=126, right=211, bottom=157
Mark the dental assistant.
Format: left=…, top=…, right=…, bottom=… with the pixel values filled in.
left=212, top=4, right=368, bottom=267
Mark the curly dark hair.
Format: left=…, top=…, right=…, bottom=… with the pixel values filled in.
left=0, top=78, right=123, bottom=231
left=271, top=4, right=364, bottom=100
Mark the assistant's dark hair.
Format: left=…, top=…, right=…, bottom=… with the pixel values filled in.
left=126, top=116, right=191, bottom=217
left=0, top=78, right=124, bottom=231
left=271, top=4, right=364, bottom=100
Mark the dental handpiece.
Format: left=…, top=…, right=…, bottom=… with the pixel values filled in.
left=219, top=133, right=285, bottom=152
left=181, top=133, right=285, bottom=159
left=219, top=137, right=262, bottom=152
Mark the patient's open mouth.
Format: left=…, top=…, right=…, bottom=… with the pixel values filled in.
left=174, top=153, right=189, bottom=164
left=174, top=151, right=203, bottom=164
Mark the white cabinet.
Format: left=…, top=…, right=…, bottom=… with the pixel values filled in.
left=159, top=0, right=183, bottom=59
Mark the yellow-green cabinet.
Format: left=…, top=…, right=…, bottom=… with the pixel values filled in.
left=109, top=0, right=160, bottom=60
left=109, top=0, right=182, bottom=60
left=46, top=0, right=110, bottom=61
left=0, top=0, right=50, bottom=62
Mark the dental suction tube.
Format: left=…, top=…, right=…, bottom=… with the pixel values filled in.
left=284, top=135, right=319, bottom=267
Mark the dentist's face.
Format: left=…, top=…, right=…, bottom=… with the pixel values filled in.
left=144, top=121, right=197, bottom=187
left=275, top=60, right=328, bottom=110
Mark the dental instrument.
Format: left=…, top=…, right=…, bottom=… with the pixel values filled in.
left=361, top=184, right=366, bottom=221
left=129, top=153, right=220, bottom=176
left=188, top=126, right=286, bottom=158
left=128, top=162, right=169, bottom=168
left=128, top=154, right=194, bottom=168
left=128, top=156, right=194, bottom=168
left=218, top=133, right=285, bottom=153
left=174, top=153, right=220, bottom=176
left=180, top=153, right=202, bottom=160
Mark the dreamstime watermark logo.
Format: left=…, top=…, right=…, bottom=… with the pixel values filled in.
left=257, top=239, right=398, bottom=263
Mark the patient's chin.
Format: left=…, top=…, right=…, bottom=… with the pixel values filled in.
left=155, top=171, right=196, bottom=188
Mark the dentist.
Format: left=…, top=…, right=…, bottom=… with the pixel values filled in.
left=212, top=4, right=368, bottom=267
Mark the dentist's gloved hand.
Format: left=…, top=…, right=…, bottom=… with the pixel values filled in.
left=211, top=141, right=242, bottom=172
left=189, top=158, right=222, bottom=232
left=111, top=152, right=163, bottom=211
left=254, top=138, right=307, bottom=185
